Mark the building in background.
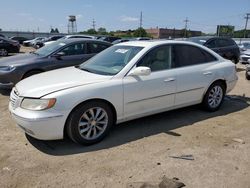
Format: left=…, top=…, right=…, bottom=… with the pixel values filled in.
left=146, top=28, right=202, bottom=39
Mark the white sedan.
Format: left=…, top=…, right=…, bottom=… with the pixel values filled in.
left=9, top=40, right=238, bottom=145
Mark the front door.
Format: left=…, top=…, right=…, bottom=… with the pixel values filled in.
left=123, top=45, right=176, bottom=119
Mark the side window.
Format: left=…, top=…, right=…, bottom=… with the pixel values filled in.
left=173, top=44, right=217, bottom=68
left=60, top=43, right=85, bottom=56
left=205, top=40, right=216, bottom=48
left=216, top=39, right=232, bottom=47
left=87, top=43, right=109, bottom=54
left=137, top=45, right=172, bottom=72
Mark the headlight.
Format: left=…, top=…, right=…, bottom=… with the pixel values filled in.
left=21, top=98, right=56, bottom=111
left=0, top=66, right=15, bottom=72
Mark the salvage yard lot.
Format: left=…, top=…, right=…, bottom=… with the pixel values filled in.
left=0, top=47, right=250, bottom=187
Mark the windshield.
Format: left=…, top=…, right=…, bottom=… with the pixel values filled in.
left=243, top=42, right=250, bottom=49
left=79, top=45, right=143, bottom=75
left=35, top=40, right=66, bottom=56
left=187, top=37, right=208, bottom=45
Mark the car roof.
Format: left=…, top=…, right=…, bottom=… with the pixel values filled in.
left=56, top=38, right=111, bottom=45
left=115, top=39, right=203, bottom=48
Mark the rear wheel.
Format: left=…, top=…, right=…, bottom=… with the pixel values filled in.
left=22, top=70, right=42, bottom=79
left=66, top=101, right=114, bottom=145
left=202, top=82, right=225, bottom=112
left=0, top=48, right=8, bottom=56
left=231, top=56, right=238, bottom=64
left=246, top=71, right=250, bottom=80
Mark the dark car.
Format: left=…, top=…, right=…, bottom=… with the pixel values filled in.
left=187, top=36, right=240, bottom=63
left=35, top=35, right=64, bottom=48
left=0, top=37, right=20, bottom=56
left=246, top=65, right=250, bottom=80
left=9, top=36, right=28, bottom=44
left=0, top=39, right=111, bottom=89
left=0, top=34, right=5, bottom=38
left=99, top=36, right=121, bottom=43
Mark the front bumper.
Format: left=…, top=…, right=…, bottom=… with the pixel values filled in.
left=0, top=69, right=22, bottom=89
left=239, top=54, right=250, bottom=64
left=9, top=97, right=67, bottom=140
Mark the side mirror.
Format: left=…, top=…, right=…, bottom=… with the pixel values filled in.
left=52, top=52, right=65, bottom=59
left=128, top=66, right=151, bottom=76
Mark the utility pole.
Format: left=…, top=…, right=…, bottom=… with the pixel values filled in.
left=139, top=11, right=143, bottom=37
left=244, top=13, right=250, bottom=38
left=92, top=19, right=96, bottom=30
left=184, top=17, right=189, bottom=38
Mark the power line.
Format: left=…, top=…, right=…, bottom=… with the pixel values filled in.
left=244, top=13, right=250, bottom=38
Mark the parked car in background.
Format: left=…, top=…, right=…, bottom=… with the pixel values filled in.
left=112, top=38, right=130, bottom=44
left=187, top=36, right=240, bottom=64
left=0, top=39, right=111, bottom=89
left=238, top=42, right=250, bottom=64
left=99, top=36, right=121, bottom=43
left=0, top=37, right=20, bottom=56
left=44, top=35, right=95, bottom=46
left=9, top=36, right=28, bottom=44
left=0, top=34, right=6, bottom=38
left=9, top=40, right=237, bottom=145
left=23, top=37, right=46, bottom=47
left=34, top=35, right=64, bottom=48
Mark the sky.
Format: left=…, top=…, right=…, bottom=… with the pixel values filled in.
left=0, top=0, right=250, bottom=33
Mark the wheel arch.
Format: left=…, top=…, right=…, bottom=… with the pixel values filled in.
left=22, top=69, right=45, bottom=79
left=203, top=79, right=227, bottom=99
left=63, top=98, right=117, bottom=138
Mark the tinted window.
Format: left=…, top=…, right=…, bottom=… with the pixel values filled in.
left=137, top=45, right=172, bottom=72
left=205, top=40, right=216, bottom=48
left=87, top=43, right=110, bottom=54
left=61, top=43, right=85, bottom=55
left=173, top=44, right=217, bottom=67
left=216, top=39, right=234, bottom=47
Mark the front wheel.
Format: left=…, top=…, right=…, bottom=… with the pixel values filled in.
left=0, top=48, right=8, bottom=56
left=202, top=82, right=225, bottom=112
left=66, top=101, right=114, bottom=145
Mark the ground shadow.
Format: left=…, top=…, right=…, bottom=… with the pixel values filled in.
left=26, top=95, right=250, bottom=156
left=0, top=89, right=11, bottom=96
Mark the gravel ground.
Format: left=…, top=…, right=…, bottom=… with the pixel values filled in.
left=0, top=48, right=250, bottom=188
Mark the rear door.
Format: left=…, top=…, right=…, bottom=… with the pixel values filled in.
left=172, top=44, right=218, bottom=106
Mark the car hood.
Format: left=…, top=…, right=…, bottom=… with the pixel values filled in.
left=0, top=53, right=40, bottom=66
left=15, top=66, right=112, bottom=98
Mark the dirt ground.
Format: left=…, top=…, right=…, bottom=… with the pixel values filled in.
left=0, top=48, right=250, bottom=188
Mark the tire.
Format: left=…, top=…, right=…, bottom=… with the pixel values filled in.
left=202, top=82, right=226, bottom=112
left=246, top=71, right=250, bottom=80
left=66, top=101, right=114, bottom=145
left=0, top=48, right=8, bottom=56
left=22, top=70, right=42, bottom=79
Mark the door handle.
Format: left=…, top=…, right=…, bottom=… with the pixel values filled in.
left=203, top=72, right=212, bottom=76
left=164, top=78, right=176, bottom=82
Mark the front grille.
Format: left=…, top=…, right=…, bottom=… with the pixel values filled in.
left=10, top=88, right=20, bottom=110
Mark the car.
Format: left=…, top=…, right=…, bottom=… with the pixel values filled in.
left=44, top=35, right=95, bottom=46
left=9, top=36, right=29, bottom=44
left=23, top=37, right=46, bottom=47
left=34, top=35, right=64, bottom=48
left=187, top=36, right=240, bottom=64
left=99, top=36, right=121, bottom=43
left=0, top=37, right=20, bottom=56
left=9, top=40, right=238, bottom=145
left=246, top=63, right=250, bottom=80
left=0, top=39, right=111, bottom=89
left=0, top=34, right=6, bottom=38
left=112, top=38, right=130, bottom=44
left=238, top=42, right=250, bottom=64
